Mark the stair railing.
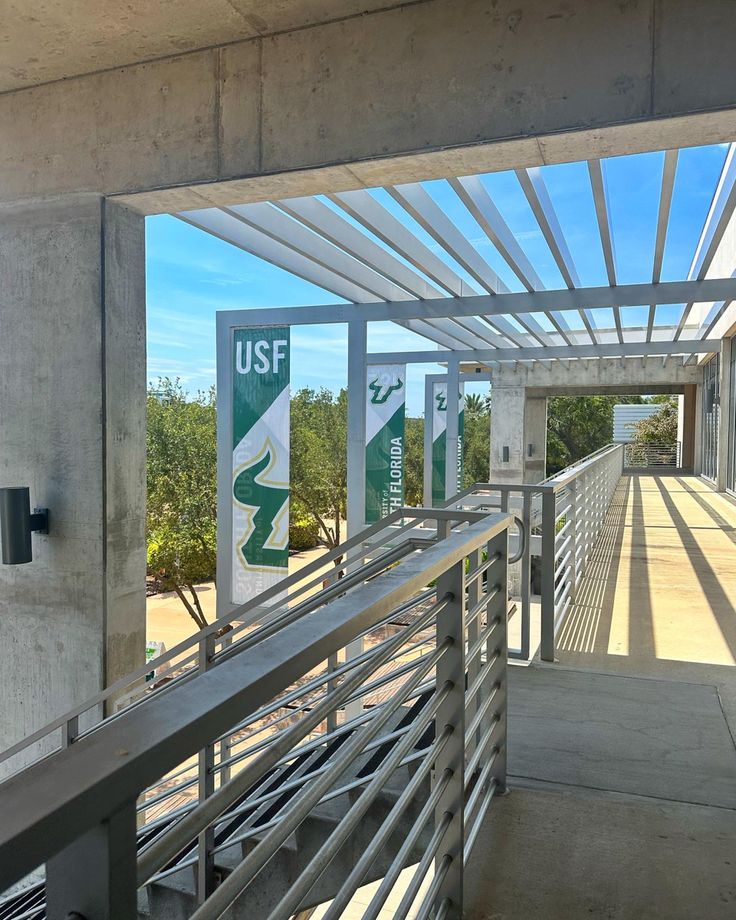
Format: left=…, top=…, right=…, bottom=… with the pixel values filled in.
left=0, top=511, right=511, bottom=920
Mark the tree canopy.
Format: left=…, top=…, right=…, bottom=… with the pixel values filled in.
left=290, top=387, right=347, bottom=551
left=147, top=378, right=217, bottom=628
left=632, top=397, right=678, bottom=444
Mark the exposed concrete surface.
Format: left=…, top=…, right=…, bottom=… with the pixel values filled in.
left=507, top=666, right=736, bottom=809
left=492, top=357, right=701, bottom=392
left=0, top=197, right=146, bottom=757
left=557, top=476, right=736, bottom=670
left=1, top=1, right=736, bottom=208
left=0, top=1, right=407, bottom=93
left=489, top=388, right=547, bottom=484
left=465, top=782, right=736, bottom=920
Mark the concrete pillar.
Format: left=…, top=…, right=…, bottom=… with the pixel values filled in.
left=717, top=338, right=732, bottom=491
left=490, top=387, right=547, bottom=484
left=0, top=196, right=146, bottom=756
left=523, top=395, right=548, bottom=483
left=693, top=380, right=704, bottom=476
left=678, top=384, right=697, bottom=470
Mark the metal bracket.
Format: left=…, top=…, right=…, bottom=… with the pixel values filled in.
left=31, top=508, right=49, bottom=535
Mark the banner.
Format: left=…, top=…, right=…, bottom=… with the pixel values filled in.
left=365, top=364, right=406, bottom=523
left=231, top=327, right=290, bottom=605
left=431, top=381, right=465, bottom=505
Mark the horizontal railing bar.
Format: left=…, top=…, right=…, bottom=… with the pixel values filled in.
left=0, top=515, right=510, bottom=892
left=463, top=779, right=499, bottom=863
left=189, top=678, right=452, bottom=920
left=411, top=852, right=453, bottom=920
left=317, top=725, right=453, bottom=920
left=136, top=596, right=453, bottom=885
left=361, top=767, right=452, bottom=920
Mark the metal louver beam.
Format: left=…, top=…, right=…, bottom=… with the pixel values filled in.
left=516, top=166, right=597, bottom=344
left=675, top=143, right=736, bottom=339
left=588, top=159, right=622, bottom=344
left=176, top=208, right=479, bottom=352
left=329, top=189, right=478, bottom=298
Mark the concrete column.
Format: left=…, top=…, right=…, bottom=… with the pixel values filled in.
left=693, top=380, right=704, bottom=476
left=490, top=387, right=547, bottom=484
left=717, top=338, right=732, bottom=491
left=678, top=384, right=697, bottom=470
left=0, top=196, right=146, bottom=756
left=523, top=394, right=548, bottom=483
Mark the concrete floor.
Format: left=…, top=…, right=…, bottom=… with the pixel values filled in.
left=468, top=474, right=736, bottom=919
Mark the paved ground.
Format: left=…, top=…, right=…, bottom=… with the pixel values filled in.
left=467, top=474, right=736, bottom=919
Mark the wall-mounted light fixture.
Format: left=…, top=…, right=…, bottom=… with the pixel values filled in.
left=0, top=488, right=49, bottom=565
left=502, top=446, right=510, bottom=463
left=528, top=443, right=534, bottom=458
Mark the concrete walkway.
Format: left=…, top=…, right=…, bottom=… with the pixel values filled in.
left=467, top=474, right=736, bottom=919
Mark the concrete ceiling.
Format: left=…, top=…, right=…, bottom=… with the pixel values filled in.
left=0, top=0, right=407, bottom=93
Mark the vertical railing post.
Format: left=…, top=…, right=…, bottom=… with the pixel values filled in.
left=46, top=800, right=138, bottom=920
left=540, top=488, right=557, bottom=662
left=433, top=557, right=466, bottom=919
left=197, top=632, right=216, bottom=903
left=519, top=490, right=532, bottom=660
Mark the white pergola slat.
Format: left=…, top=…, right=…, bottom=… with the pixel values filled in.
left=176, top=143, right=736, bottom=369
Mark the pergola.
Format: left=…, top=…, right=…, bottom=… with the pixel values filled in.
left=182, top=142, right=736, bottom=556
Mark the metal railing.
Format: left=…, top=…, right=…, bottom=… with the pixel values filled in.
left=624, top=441, right=678, bottom=469
left=0, top=511, right=511, bottom=920
left=539, top=443, right=624, bottom=660
left=440, top=443, right=624, bottom=663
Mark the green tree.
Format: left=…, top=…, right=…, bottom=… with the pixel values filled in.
left=404, top=416, right=424, bottom=506
left=546, top=395, right=642, bottom=474
left=632, top=398, right=678, bottom=443
left=290, top=387, right=347, bottom=552
left=463, top=399, right=490, bottom=485
left=147, top=379, right=217, bottom=628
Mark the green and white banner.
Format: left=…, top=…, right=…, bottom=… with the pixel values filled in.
left=365, top=364, right=406, bottom=523
left=231, top=327, right=290, bottom=605
left=431, top=381, right=465, bottom=506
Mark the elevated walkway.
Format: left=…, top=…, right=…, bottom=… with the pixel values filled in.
left=467, top=473, right=736, bottom=920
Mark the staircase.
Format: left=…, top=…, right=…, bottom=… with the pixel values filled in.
left=0, top=509, right=512, bottom=920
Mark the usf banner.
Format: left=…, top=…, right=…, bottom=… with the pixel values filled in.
left=431, top=382, right=465, bottom=506
left=231, top=327, right=290, bottom=605
left=365, top=364, right=406, bottom=523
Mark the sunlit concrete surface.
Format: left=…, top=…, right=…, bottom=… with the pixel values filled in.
left=466, top=476, right=736, bottom=918
left=557, top=475, right=736, bottom=669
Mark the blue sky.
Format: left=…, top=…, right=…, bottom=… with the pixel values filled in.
left=146, top=143, right=728, bottom=415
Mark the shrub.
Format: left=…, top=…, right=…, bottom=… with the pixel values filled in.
left=290, top=515, right=320, bottom=552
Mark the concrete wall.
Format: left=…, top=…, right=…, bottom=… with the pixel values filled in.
left=0, top=1, right=733, bottom=215
left=489, top=388, right=547, bottom=484
left=0, top=198, right=146, bottom=753
left=2, top=0, right=736, bottom=747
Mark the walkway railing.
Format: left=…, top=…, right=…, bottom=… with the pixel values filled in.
left=624, top=441, right=678, bottom=469
left=442, top=443, right=624, bottom=662
left=0, top=511, right=511, bottom=920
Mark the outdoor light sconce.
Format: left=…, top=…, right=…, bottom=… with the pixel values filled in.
left=502, top=446, right=510, bottom=463
left=528, top=443, right=534, bottom=458
left=0, top=487, right=49, bottom=565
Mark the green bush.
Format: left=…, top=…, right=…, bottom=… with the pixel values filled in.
left=290, top=516, right=320, bottom=552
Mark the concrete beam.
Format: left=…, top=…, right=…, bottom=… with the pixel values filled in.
left=0, top=1, right=735, bottom=210
left=490, top=357, right=701, bottom=393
